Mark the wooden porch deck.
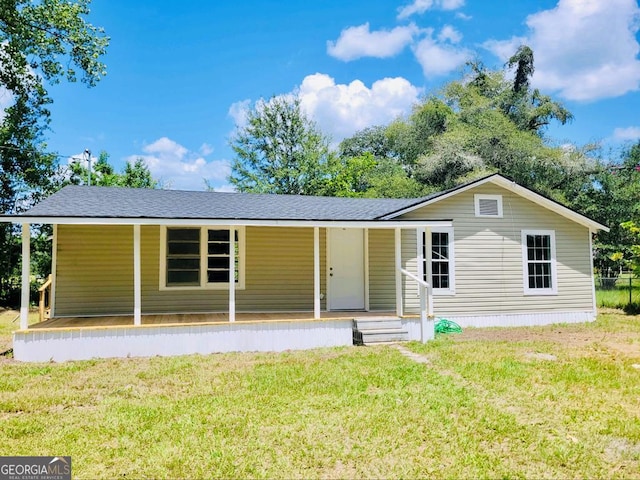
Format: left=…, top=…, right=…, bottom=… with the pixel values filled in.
left=29, top=310, right=397, bottom=330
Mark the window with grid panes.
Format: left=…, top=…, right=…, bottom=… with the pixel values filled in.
left=522, top=230, right=557, bottom=295
left=162, top=227, right=244, bottom=289
left=422, top=229, right=454, bottom=294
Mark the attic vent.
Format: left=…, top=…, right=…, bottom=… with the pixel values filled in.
left=474, top=194, right=503, bottom=218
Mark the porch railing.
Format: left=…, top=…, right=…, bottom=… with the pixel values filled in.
left=400, top=268, right=434, bottom=342
left=38, top=274, right=52, bottom=322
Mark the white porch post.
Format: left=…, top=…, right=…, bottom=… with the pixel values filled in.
left=313, top=227, right=320, bottom=319
left=426, top=227, right=436, bottom=320
left=395, top=227, right=403, bottom=317
left=20, top=223, right=30, bottom=329
left=364, top=228, right=369, bottom=311
left=229, top=226, right=236, bottom=322
left=133, top=224, right=142, bottom=326
left=417, top=227, right=427, bottom=341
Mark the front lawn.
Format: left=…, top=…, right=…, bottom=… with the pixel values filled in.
left=1, top=311, right=639, bottom=478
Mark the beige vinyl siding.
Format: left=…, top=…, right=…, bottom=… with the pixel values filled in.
left=368, top=229, right=395, bottom=310
left=398, top=183, right=594, bottom=315
left=401, top=229, right=420, bottom=310
left=55, top=225, right=134, bottom=315
left=55, top=225, right=326, bottom=316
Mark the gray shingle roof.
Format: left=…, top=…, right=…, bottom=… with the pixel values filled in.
left=19, top=185, right=432, bottom=221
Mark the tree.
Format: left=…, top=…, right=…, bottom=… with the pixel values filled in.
left=386, top=98, right=452, bottom=169
left=0, top=0, right=108, bottom=305
left=621, top=221, right=640, bottom=276
left=68, top=152, right=158, bottom=188
left=229, top=96, right=335, bottom=195
left=1, top=0, right=109, bottom=206
left=458, top=53, right=573, bottom=136
left=507, top=45, right=534, bottom=94
left=322, top=153, right=425, bottom=198
left=338, top=125, right=397, bottom=161
left=121, top=158, right=158, bottom=189
left=570, top=142, right=640, bottom=277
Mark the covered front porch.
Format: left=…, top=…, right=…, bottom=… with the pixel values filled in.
left=14, top=219, right=449, bottom=362
left=14, top=310, right=427, bottom=362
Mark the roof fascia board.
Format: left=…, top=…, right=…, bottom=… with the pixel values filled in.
left=380, top=175, right=497, bottom=219
left=382, top=174, right=609, bottom=233
left=0, top=217, right=453, bottom=229
left=489, top=176, right=609, bottom=233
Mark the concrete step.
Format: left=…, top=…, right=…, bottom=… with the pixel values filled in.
left=354, top=319, right=403, bottom=331
left=352, top=316, right=409, bottom=345
left=361, top=331, right=409, bottom=343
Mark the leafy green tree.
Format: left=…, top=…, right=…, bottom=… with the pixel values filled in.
left=621, top=221, right=640, bottom=276
left=229, top=96, right=335, bottom=195
left=69, top=152, right=157, bottom=188
left=386, top=98, right=452, bottom=168
left=322, top=153, right=425, bottom=199
left=570, top=142, right=640, bottom=276
left=338, top=126, right=396, bottom=161
left=0, top=0, right=108, bottom=305
left=378, top=50, right=582, bottom=195
left=121, top=158, right=158, bottom=189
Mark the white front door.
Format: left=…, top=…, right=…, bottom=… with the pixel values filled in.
left=328, top=228, right=365, bottom=310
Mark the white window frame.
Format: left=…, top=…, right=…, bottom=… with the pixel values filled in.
left=474, top=194, right=503, bottom=218
left=420, top=227, right=455, bottom=296
left=521, top=229, right=557, bottom=296
left=159, top=226, right=246, bottom=290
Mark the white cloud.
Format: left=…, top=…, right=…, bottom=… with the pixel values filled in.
left=397, top=0, right=465, bottom=19
left=397, top=0, right=433, bottom=19
left=483, top=36, right=527, bottom=62
left=412, top=28, right=472, bottom=77
left=228, top=99, right=251, bottom=127
left=214, top=184, right=237, bottom=193
left=455, top=12, right=472, bottom=20
left=128, top=137, right=230, bottom=191
left=613, top=126, right=640, bottom=141
left=484, top=0, right=640, bottom=101
left=441, top=0, right=465, bottom=10
left=438, top=25, right=463, bottom=44
left=143, top=137, right=188, bottom=159
left=327, top=23, right=420, bottom=61
left=199, top=143, right=214, bottom=156
left=296, top=73, right=422, bottom=141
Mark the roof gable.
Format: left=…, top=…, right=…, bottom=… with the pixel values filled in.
left=382, top=174, right=609, bottom=233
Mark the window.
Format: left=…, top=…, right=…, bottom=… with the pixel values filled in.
left=166, top=228, right=200, bottom=286
left=421, top=228, right=455, bottom=294
left=521, top=230, right=557, bottom=295
left=475, top=194, right=503, bottom=218
left=160, top=227, right=245, bottom=290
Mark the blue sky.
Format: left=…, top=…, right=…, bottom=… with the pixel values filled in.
left=41, top=0, right=640, bottom=191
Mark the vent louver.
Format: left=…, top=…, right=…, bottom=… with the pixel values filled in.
left=478, top=198, right=499, bottom=216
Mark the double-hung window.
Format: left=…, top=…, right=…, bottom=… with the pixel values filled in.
left=166, top=228, right=201, bottom=286
left=161, top=226, right=245, bottom=289
left=421, top=227, right=455, bottom=295
left=521, top=229, right=557, bottom=295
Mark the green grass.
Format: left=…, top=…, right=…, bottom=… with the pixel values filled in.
left=1, top=310, right=640, bottom=478
left=0, top=309, right=39, bottom=353
left=596, top=275, right=640, bottom=309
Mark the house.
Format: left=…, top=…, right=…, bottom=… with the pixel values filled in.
left=1, top=174, right=608, bottom=362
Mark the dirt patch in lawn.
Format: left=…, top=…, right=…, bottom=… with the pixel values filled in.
left=452, top=320, right=640, bottom=360
left=455, top=327, right=601, bottom=345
